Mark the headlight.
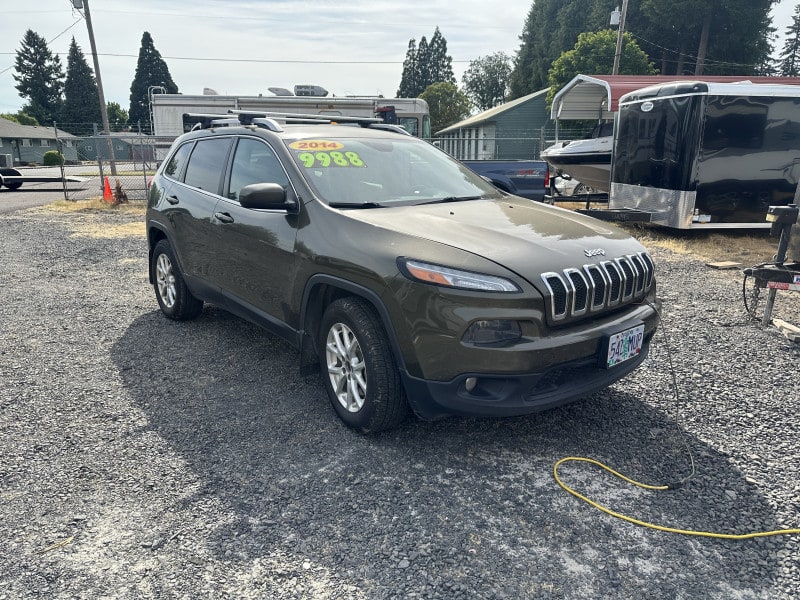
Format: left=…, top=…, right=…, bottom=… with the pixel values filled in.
left=398, top=258, right=520, bottom=292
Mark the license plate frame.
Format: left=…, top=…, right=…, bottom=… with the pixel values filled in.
left=601, top=323, right=645, bottom=369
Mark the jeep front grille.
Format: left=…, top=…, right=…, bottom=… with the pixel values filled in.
left=541, top=252, right=654, bottom=322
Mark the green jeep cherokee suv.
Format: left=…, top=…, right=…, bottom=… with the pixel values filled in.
left=146, top=112, right=659, bottom=433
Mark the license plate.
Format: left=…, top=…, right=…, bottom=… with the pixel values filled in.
left=605, top=324, right=645, bottom=368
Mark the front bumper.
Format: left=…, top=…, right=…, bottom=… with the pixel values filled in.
left=401, top=334, right=652, bottom=420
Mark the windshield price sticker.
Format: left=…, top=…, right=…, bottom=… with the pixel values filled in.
left=289, top=140, right=344, bottom=151
left=289, top=140, right=365, bottom=167
left=295, top=150, right=366, bottom=168
left=605, top=324, right=644, bottom=368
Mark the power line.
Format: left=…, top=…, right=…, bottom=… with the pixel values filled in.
left=0, top=18, right=83, bottom=76
left=629, top=31, right=764, bottom=71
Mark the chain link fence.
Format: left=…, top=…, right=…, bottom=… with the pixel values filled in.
left=53, top=131, right=177, bottom=202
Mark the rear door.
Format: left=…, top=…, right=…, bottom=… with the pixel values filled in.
left=167, top=137, right=233, bottom=284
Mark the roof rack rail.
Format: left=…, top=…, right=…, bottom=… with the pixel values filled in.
left=182, top=112, right=284, bottom=132
left=229, top=110, right=383, bottom=127
left=183, top=110, right=404, bottom=134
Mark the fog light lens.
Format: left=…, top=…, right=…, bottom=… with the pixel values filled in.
left=462, top=320, right=522, bottom=346
left=465, top=377, right=478, bottom=392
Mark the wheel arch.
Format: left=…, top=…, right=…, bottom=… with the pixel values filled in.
left=298, top=274, right=409, bottom=375
left=146, top=222, right=174, bottom=284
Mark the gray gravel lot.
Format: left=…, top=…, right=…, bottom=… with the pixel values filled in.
left=1, top=203, right=799, bottom=599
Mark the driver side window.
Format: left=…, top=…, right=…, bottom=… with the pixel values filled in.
left=228, top=138, right=289, bottom=201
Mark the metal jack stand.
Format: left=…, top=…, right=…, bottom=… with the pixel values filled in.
left=743, top=204, right=800, bottom=331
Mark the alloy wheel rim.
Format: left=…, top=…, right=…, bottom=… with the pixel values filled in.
left=325, top=322, right=367, bottom=413
left=155, top=253, right=177, bottom=308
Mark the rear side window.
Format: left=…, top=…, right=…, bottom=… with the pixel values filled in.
left=163, top=142, right=192, bottom=180
left=184, top=138, right=232, bottom=193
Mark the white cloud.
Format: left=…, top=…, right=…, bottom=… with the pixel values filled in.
left=0, top=0, right=531, bottom=114
left=1, top=0, right=794, bottom=117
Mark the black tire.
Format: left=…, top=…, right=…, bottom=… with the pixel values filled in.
left=151, top=239, right=203, bottom=320
left=319, top=297, right=409, bottom=433
left=0, top=168, right=23, bottom=190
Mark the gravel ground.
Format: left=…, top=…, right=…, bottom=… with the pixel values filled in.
left=1, top=203, right=799, bottom=599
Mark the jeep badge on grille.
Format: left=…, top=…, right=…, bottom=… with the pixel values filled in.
left=584, top=248, right=606, bottom=257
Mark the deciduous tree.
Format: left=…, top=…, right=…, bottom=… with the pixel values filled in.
left=106, top=102, right=129, bottom=130
left=129, top=32, right=178, bottom=131
left=462, top=52, right=512, bottom=111
left=0, top=112, right=39, bottom=126
left=546, top=30, right=656, bottom=106
left=419, top=82, right=471, bottom=133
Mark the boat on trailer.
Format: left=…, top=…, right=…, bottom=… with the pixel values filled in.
left=540, top=122, right=613, bottom=192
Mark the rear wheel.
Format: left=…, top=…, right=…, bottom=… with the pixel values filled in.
left=151, top=239, right=203, bottom=320
left=319, top=297, right=409, bottom=433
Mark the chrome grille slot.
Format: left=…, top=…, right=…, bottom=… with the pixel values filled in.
left=540, top=252, right=654, bottom=323
left=640, top=252, right=655, bottom=288
left=565, top=268, right=589, bottom=316
left=583, top=264, right=607, bottom=310
left=542, top=273, right=568, bottom=319
left=629, top=254, right=646, bottom=294
left=616, top=257, right=636, bottom=300
left=602, top=260, right=623, bottom=305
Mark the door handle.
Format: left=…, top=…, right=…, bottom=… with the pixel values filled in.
left=166, top=195, right=179, bottom=205
left=214, top=211, right=235, bottom=223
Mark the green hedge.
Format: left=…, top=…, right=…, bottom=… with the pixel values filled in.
left=43, top=150, right=65, bottom=166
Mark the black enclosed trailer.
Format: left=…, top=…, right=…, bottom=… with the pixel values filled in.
left=609, top=81, right=800, bottom=229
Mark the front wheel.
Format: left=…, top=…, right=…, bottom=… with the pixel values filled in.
left=151, top=239, right=203, bottom=320
left=319, top=297, right=409, bottom=433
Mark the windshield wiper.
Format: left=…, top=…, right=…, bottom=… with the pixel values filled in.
left=328, top=201, right=387, bottom=209
left=418, top=195, right=483, bottom=205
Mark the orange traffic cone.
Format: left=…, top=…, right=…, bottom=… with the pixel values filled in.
left=103, top=177, right=112, bottom=202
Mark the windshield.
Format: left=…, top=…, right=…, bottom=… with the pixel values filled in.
left=284, top=136, right=501, bottom=206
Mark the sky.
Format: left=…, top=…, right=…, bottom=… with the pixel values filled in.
left=1, top=0, right=798, bottom=118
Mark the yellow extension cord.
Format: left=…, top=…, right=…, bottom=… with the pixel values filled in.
left=554, top=456, right=800, bottom=539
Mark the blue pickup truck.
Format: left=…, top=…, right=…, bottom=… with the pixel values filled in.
left=462, top=160, right=550, bottom=202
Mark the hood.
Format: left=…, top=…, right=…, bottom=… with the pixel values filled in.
left=344, top=198, right=647, bottom=284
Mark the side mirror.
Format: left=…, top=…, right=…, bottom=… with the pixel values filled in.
left=238, top=183, right=297, bottom=211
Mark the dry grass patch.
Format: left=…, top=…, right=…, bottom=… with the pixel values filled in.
left=36, top=198, right=146, bottom=239
left=552, top=200, right=779, bottom=265
left=622, top=226, right=777, bottom=265
left=69, top=221, right=145, bottom=239
left=47, top=198, right=146, bottom=215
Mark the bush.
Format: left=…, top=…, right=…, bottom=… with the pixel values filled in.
left=43, top=150, right=65, bottom=166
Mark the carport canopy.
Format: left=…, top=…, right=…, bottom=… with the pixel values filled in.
left=550, top=74, right=800, bottom=120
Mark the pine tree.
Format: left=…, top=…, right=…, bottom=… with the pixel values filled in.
left=397, top=40, right=419, bottom=97
left=396, top=28, right=455, bottom=98
left=13, top=29, right=64, bottom=125
left=129, top=32, right=178, bottom=131
left=780, top=4, right=800, bottom=76
left=61, top=37, right=101, bottom=135
left=427, top=27, right=455, bottom=86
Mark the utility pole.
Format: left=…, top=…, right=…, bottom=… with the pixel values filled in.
left=75, top=0, right=117, bottom=176
left=612, top=0, right=629, bottom=76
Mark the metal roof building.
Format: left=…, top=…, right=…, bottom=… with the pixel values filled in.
left=435, top=89, right=551, bottom=160
left=550, top=74, right=800, bottom=120
left=0, top=118, right=77, bottom=165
